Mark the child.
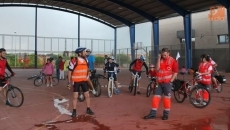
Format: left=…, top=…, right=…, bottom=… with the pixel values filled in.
left=59, top=58, right=65, bottom=80
left=148, top=64, right=157, bottom=77
left=181, top=66, right=187, bottom=74
left=42, top=58, right=54, bottom=87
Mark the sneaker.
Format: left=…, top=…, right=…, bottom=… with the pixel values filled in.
left=50, top=84, right=53, bottom=87
left=46, top=84, right=49, bottom=87
left=115, top=89, right=120, bottom=94
left=86, top=108, right=94, bottom=115
left=71, top=110, right=77, bottom=118
left=137, top=91, right=141, bottom=94
left=92, top=89, right=97, bottom=95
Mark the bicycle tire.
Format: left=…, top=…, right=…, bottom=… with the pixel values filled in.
left=78, top=88, right=85, bottom=102
left=216, top=80, right=223, bottom=93
left=146, top=83, right=152, bottom=97
left=34, top=77, right=43, bottom=87
left=134, top=77, right=137, bottom=96
left=174, top=90, right=186, bottom=103
left=93, top=80, right=101, bottom=97
left=6, top=85, right=24, bottom=107
left=107, top=81, right=113, bottom=98
left=129, top=84, right=133, bottom=92
left=52, top=77, right=59, bottom=86
left=189, top=85, right=211, bottom=108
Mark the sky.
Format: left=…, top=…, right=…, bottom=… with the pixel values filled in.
left=0, top=7, right=152, bottom=54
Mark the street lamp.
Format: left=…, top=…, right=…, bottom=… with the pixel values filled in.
left=14, top=32, right=17, bottom=67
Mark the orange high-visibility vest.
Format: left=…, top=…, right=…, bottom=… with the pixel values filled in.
left=198, top=62, right=212, bottom=85
left=157, top=57, right=174, bottom=83
left=71, top=57, right=88, bottom=82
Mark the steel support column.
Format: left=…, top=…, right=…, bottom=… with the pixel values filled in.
left=114, top=28, right=117, bottom=59
left=34, top=7, right=38, bottom=68
left=129, top=24, right=135, bottom=61
left=183, top=14, right=192, bottom=69
left=78, top=15, right=80, bottom=47
left=153, top=19, right=159, bottom=60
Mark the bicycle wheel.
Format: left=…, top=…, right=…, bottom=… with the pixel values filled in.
left=107, top=81, right=113, bottom=98
left=133, top=77, right=137, bottom=96
left=6, top=85, right=24, bottom=107
left=146, top=83, right=152, bottom=97
left=129, top=83, right=133, bottom=92
left=78, top=89, right=85, bottom=102
left=174, top=89, right=186, bottom=103
left=93, top=80, right=101, bottom=97
left=189, top=85, right=211, bottom=108
left=216, top=80, right=223, bottom=93
left=52, top=77, right=59, bottom=86
left=34, top=77, right=43, bottom=87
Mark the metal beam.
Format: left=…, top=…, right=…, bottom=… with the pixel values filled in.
left=153, top=19, right=159, bottom=62
left=78, top=14, right=80, bottom=47
left=35, top=7, right=38, bottom=68
left=129, top=24, right=135, bottom=61
left=108, top=0, right=157, bottom=22
left=0, top=4, right=116, bottom=29
left=216, top=0, right=229, bottom=8
left=52, top=0, right=132, bottom=26
left=183, top=14, right=192, bottom=69
left=114, top=28, right=117, bottom=59
left=216, top=0, right=230, bottom=72
left=158, top=0, right=189, bottom=16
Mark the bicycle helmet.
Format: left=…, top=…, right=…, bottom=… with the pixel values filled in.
left=140, top=55, right=145, bottom=62
left=108, top=56, right=114, bottom=60
left=86, top=49, right=91, bottom=52
left=75, top=47, right=86, bottom=53
left=149, top=64, right=155, bottom=68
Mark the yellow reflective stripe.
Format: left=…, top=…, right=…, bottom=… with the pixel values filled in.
left=72, top=76, right=87, bottom=78
left=74, top=70, right=87, bottom=73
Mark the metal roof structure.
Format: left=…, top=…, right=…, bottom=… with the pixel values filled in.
left=0, top=0, right=224, bottom=28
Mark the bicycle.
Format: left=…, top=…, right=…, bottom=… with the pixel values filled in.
left=189, top=72, right=211, bottom=108
left=78, top=73, right=106, bottom=102
left=146, top=76, right=157, bottom=97
left=28, top=72, right=59, bottom=87
left=106, top=71, right=118, bottom=98
left=173, top=72, right=195, bottom=103
left=1, top=75, right=24, bottom=107
left=90, top=69, right=106, bottom=97
left=209, top=68, right=225, bottom=93
left=129, top=70, right=145, bottom=96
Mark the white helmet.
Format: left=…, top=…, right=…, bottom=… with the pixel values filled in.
left=109, top=56, right=114, bottom=60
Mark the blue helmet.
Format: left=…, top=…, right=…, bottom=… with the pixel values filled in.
left=140, top=55, right=145, bottom=62
left=75, top=47, right=86, bottom=53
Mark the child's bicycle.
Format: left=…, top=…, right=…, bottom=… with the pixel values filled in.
left=129, top=70, right=145, bottom=96
left=28, top=72, right=59, bottom=87
left=1, top=75, right=24, bottom=107
left=106, top=71, right=119, bottom=98
left=146, top=76, right=157, bottom=97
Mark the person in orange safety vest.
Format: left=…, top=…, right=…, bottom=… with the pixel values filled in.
left=144, top=48, right=178, bottom=120
left=67, top=47, right=94, bottom=118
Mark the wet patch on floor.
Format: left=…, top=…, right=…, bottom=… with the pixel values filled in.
left=34, top=115, right=111, bottom=130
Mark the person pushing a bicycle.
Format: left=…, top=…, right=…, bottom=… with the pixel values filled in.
left=0, top=48, right=15, bottom=105
left=103, top=56, right=120, bottom=94
left=129, top=55, right=148, bottom=94
left=144, top=48, right=178, bottom=120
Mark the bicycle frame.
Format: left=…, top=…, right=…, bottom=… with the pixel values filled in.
left=107, top=71, right=115, bottom=89
left=132, top=72, right=141, bottom=87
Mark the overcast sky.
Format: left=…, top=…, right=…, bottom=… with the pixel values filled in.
left=0, top=7, right=152, bottom=53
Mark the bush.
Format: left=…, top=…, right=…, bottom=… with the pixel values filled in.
left=95, top=56, right=104, bottom=65
left=116, top=54, right=130, bottom=65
